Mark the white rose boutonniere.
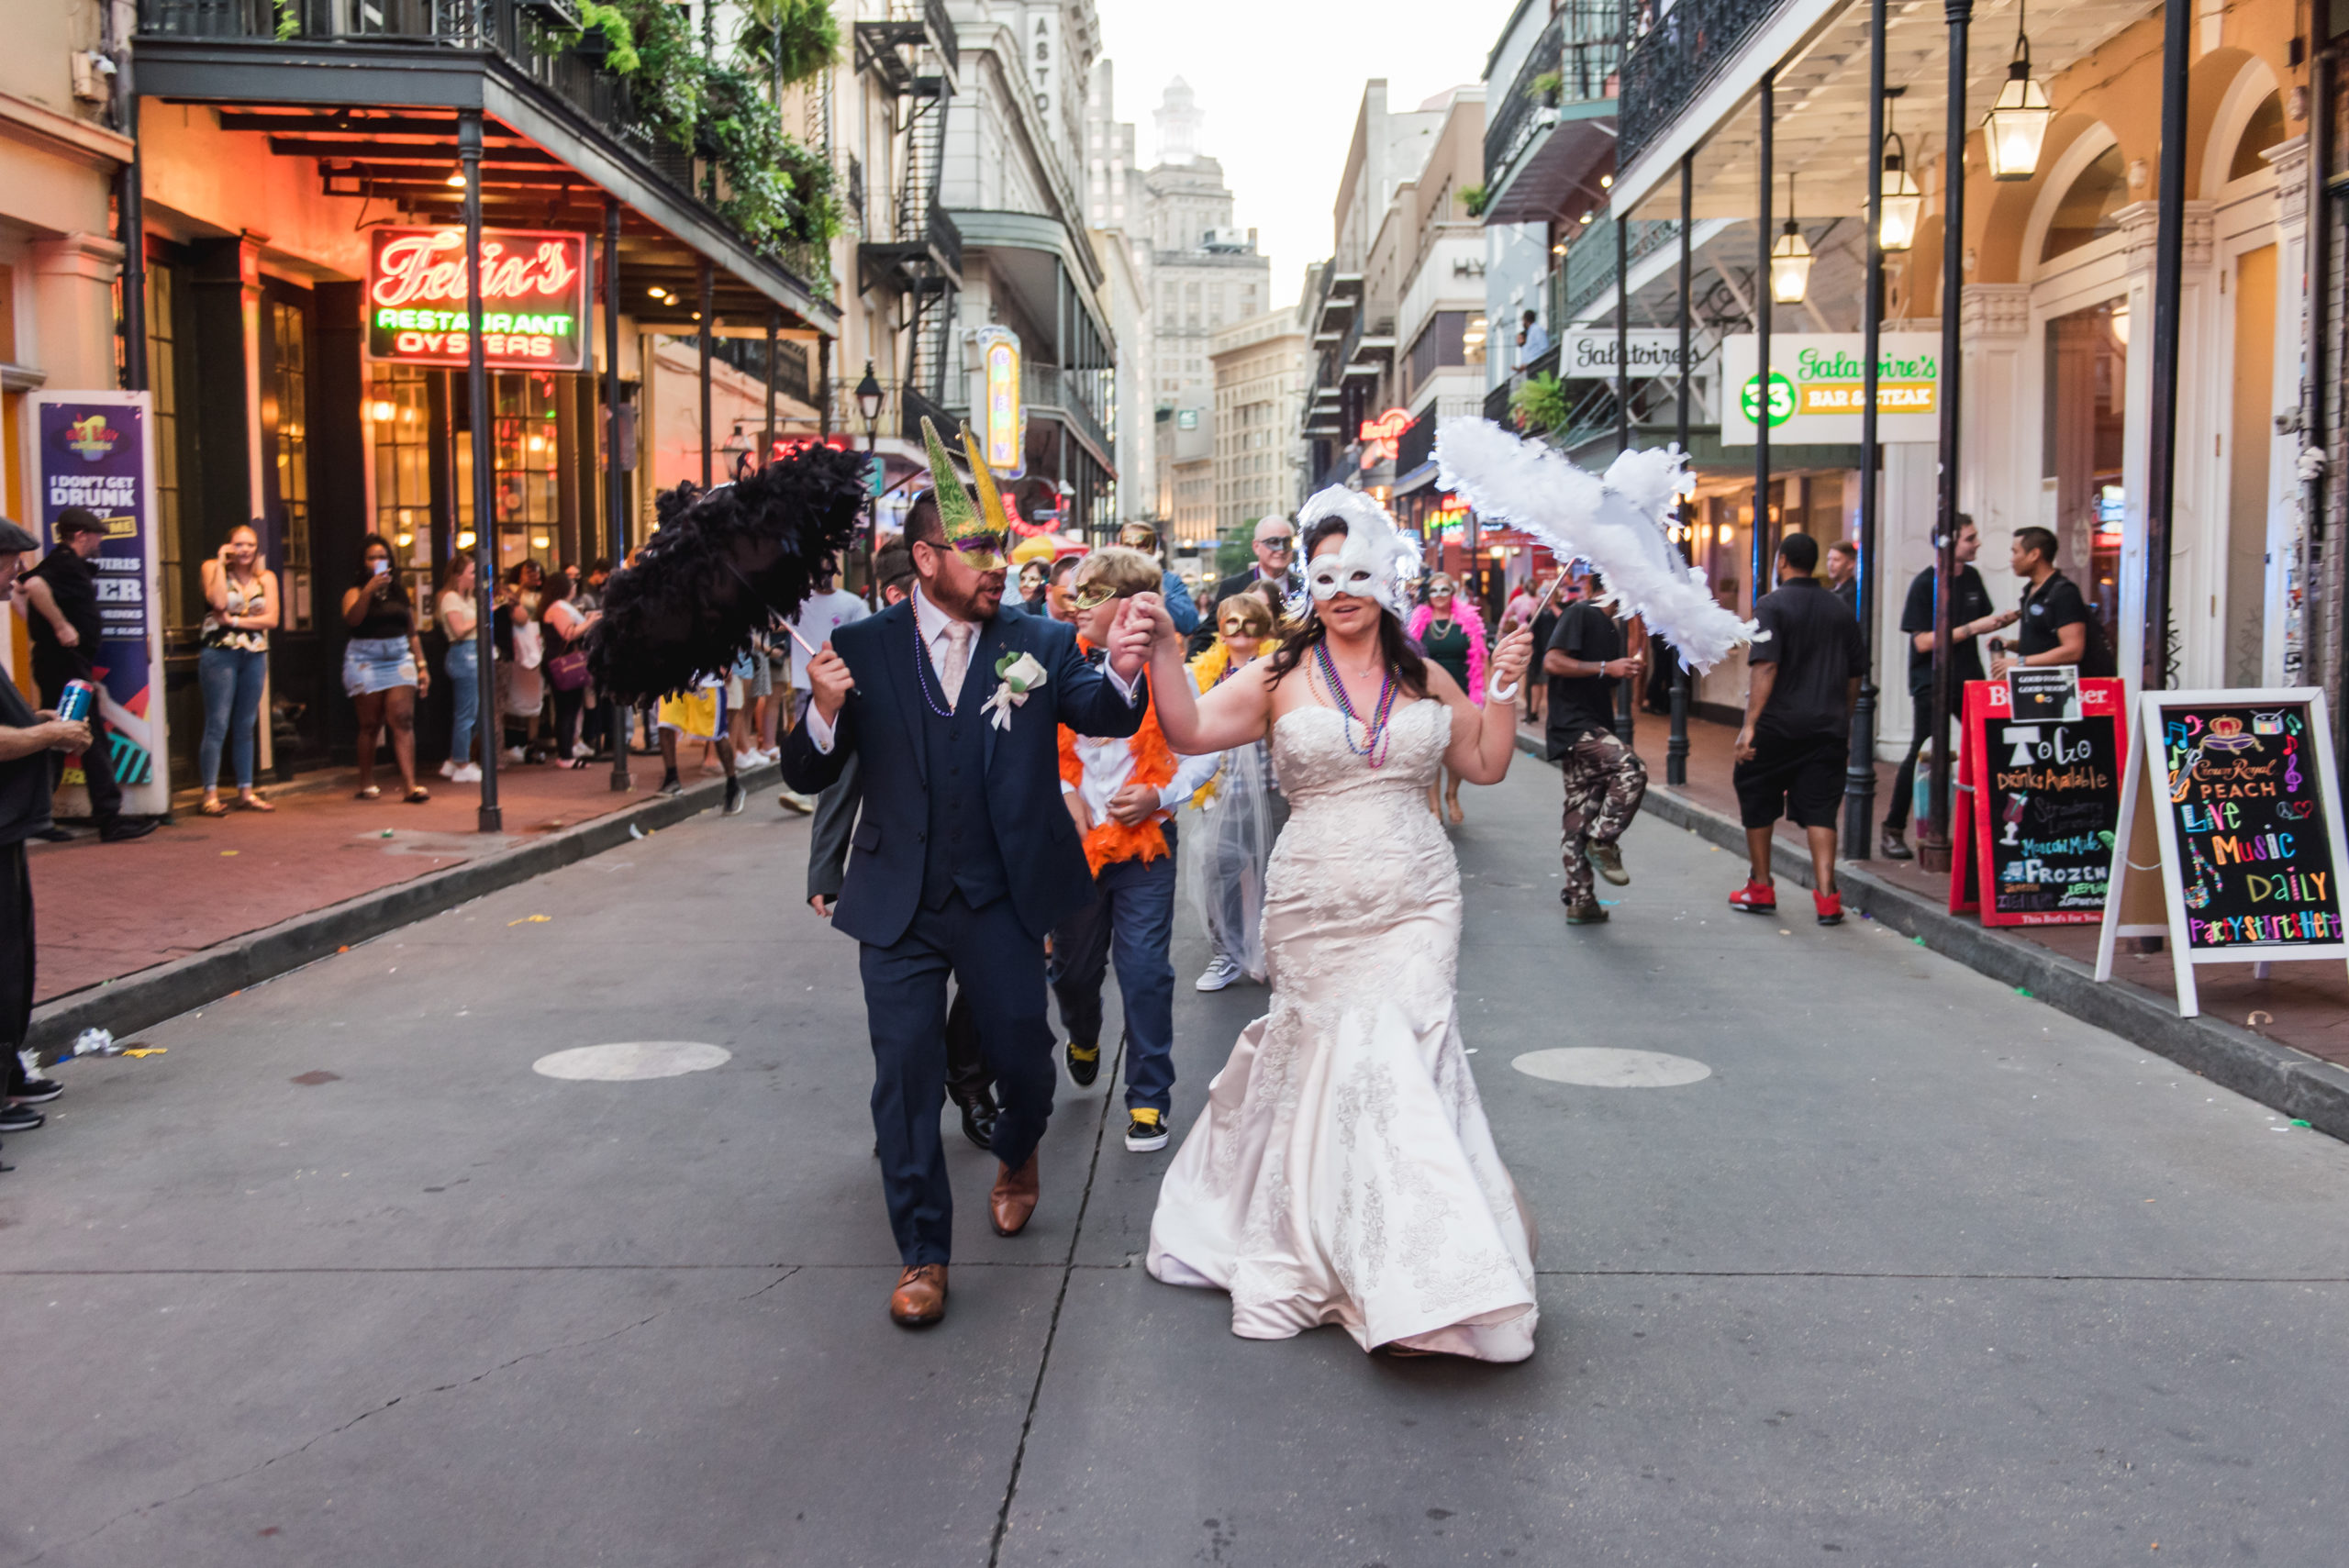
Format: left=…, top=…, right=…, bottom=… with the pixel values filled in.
left=982, top=650, right=1049, bottom=731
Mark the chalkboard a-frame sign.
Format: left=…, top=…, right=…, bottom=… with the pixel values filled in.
left=2095, top=689, right=2349, bottom=1017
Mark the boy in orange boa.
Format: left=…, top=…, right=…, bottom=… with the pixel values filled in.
left=1051, top=548, right=1221, bottom=1152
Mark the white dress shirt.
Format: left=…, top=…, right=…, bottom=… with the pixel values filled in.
left=1063, top=726, right=1221, bottom=825
left=805, top=586, right=1136, bottom=753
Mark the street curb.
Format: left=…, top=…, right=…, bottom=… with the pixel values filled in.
left=26, top=763, right=782, bottom=1063
left=1511, top=730, right=2349, bottom=1144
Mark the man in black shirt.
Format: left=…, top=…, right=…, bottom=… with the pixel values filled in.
left=1731, top=534, right=1865, bottom=924
left=1880, top=514, right=2014, bottom=860
left=0, top=516, right=96, bottom=1151
left=15, top=509, right=152, bottom=842
left=1994, top=526, right=2094, bottom=676
left=1543, top=568, right=1647, bottom=926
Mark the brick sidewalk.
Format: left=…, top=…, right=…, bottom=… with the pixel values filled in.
left=25, top=754, right=740, bottom=1006
left=1550, top=706, right=2349, bottom=1073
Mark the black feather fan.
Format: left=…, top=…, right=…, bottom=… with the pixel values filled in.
left=589, top=442, right=870, bottom=701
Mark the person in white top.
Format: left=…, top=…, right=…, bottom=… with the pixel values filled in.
left=436, top=555, right=484, bottom=783
left=1048, top=548, right=1220, bottom=1154
left=785, top=555, right=870, bottom=726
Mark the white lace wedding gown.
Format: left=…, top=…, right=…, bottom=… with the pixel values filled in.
left=1146, top=700, right=1539, bottom=1361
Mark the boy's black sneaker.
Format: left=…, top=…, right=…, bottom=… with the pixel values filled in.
left=1064, top=1040, right=1100, bottom=1089
left=1124, top=1107, right=1171, bottom=1152
left=10, top=1077, right=62, bottom=1105
left=0, top=1106, right=43, bottom=1133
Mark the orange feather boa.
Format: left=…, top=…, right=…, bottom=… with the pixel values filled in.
left=1060, top=643, right=1176, bottom=876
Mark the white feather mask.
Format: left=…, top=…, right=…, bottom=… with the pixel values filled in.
left=1297, top=485, right=1419, bottom=616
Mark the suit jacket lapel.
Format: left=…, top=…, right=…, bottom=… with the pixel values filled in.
left=976, top=612, right=1009, bottom=773
left=876, top=601, right=929, bottom=785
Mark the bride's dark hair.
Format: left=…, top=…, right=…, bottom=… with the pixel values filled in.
left=1264, top=516, right=1429, bottom=699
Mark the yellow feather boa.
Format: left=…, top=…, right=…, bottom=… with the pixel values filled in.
left=1184, top=638, right=1277, bottom=807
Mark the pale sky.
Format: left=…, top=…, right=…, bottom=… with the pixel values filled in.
left=1093, top=0, right=1518, bottom=310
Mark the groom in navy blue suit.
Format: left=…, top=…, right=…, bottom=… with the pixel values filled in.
left=782, top=493, right=1153, bottom=1327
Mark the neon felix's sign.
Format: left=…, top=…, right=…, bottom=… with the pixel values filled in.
left=365, top=228, right=587, bottom=371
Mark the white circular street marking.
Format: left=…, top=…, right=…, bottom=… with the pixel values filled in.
left=532, top=1041, right=731, bottom=1081
left=1510, top=1048, right=1712, bottom=1088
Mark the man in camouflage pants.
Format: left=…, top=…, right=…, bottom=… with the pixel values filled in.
left=1542, top=569, right=1649, bottom=925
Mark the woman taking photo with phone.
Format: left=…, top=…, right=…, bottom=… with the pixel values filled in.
left=195, top=522, right=280, bottom=817
left=341, top=533, right=430, bottom=802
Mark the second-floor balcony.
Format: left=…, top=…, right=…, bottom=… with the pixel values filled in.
left=135, top=0, right=837, bottom=328
left=1618, top=0, right=1791, bottom=174
left=1481, top=1, right=1621, bottom=225
left=1022, top=363, right=1114, bottom=472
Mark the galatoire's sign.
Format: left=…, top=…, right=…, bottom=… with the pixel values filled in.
left=1720, top=332, right=1941, bottom=444
left=365, top=227, right=587, bottom=371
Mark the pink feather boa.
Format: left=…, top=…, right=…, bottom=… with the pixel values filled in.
left=1407, top=600, right=1487, bottom=704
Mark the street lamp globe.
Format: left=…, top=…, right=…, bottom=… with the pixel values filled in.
left=1984, top=28, right=2052, bottom=181
left=1879, top=138, right=1923, bottom=252
left=1770, top=218, right=1813, bottom=305
left=854, top=360, right=885, bottom=427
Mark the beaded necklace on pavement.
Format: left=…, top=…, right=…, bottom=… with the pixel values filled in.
left=1313, top=638, right=1399, bottom=768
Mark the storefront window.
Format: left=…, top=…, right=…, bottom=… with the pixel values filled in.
left=455, top=372, right=562, bottom=578
left=2042, top=146, right=2128, bottom=263
left=2043, top=299, right=2128, bottom=651
left=147, top=264, right=192, bottom=633
left=269, top=301, right=313, bottom=629
left=370, top=363, right=437, bottom=624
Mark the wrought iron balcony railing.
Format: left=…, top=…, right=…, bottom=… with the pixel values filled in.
left=136, top=0, right=832, bottom=293
left=1484, top=1, right=1621, bottom=191
left=1619, top=0, right=1789, bottom=172
left=1023, top=363, right=1114, bottom=465
left=1558, top=217, right=1682, bottom=327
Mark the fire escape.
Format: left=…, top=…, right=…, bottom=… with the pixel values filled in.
left=855, top=0, right=963, bottom=440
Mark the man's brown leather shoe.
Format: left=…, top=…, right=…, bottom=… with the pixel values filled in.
left=889, top=1264, right=947, bottom=1327
left=989, top=1151, right=1040, bottom=1237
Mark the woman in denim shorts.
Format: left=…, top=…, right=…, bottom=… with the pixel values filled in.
left=340, top=533, right=430, bottom=802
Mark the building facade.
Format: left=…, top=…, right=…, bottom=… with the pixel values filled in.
left=1210, top=310, right=1308, bottom=535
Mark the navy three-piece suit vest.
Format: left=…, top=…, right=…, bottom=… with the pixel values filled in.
left=918, top=680, right=1011, bottom=913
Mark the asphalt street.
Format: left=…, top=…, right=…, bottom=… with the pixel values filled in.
left=4, top=752, right=2346, bottom=1567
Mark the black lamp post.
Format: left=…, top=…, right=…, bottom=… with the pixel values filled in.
left=855, top=361, right=885, bottom=605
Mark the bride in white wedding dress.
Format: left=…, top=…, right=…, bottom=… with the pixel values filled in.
left=1136, top=489, right=1542, bottom=1362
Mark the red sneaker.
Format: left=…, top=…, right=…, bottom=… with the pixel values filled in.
left=1728, top=879, right=1776, bottom=914
left=1813, top=889, right=1844, bottom=926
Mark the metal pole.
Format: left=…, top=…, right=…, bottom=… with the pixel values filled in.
left=604, top=198, right=630, bottom=793
left=1922, top=0, right=1972, bottom=872
left=866, top=415, right=880, bottom=610
left=2141, top=0, right=2191, bottom=692
left=462, top=110, right=501, bottom=833
left=1614, top=185, right=1635, bottom=746
left=2308, top=49, right=2336, bottom=771
left=1667, top=150, right=1692, bottom=786
left=1753, top=69, right=1775, bottom=619
left=1846, top=8, right=1889, bottom=857
left=763, top=308, right=779, bottom=466
left=698, top=258, right=715, bottom=490
left=117, top=77, right=146, bottom=394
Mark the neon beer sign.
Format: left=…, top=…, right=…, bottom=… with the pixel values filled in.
left=366, top=228, right=587, bottom=370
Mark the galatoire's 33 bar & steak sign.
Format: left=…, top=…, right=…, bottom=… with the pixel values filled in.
left=365, top=227, right=587, bottom=371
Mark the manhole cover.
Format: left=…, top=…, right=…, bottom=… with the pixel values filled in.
left=532, top=1041, right=731, bottom=1081
left=1509, top=1048, right=1712, bottom=1087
